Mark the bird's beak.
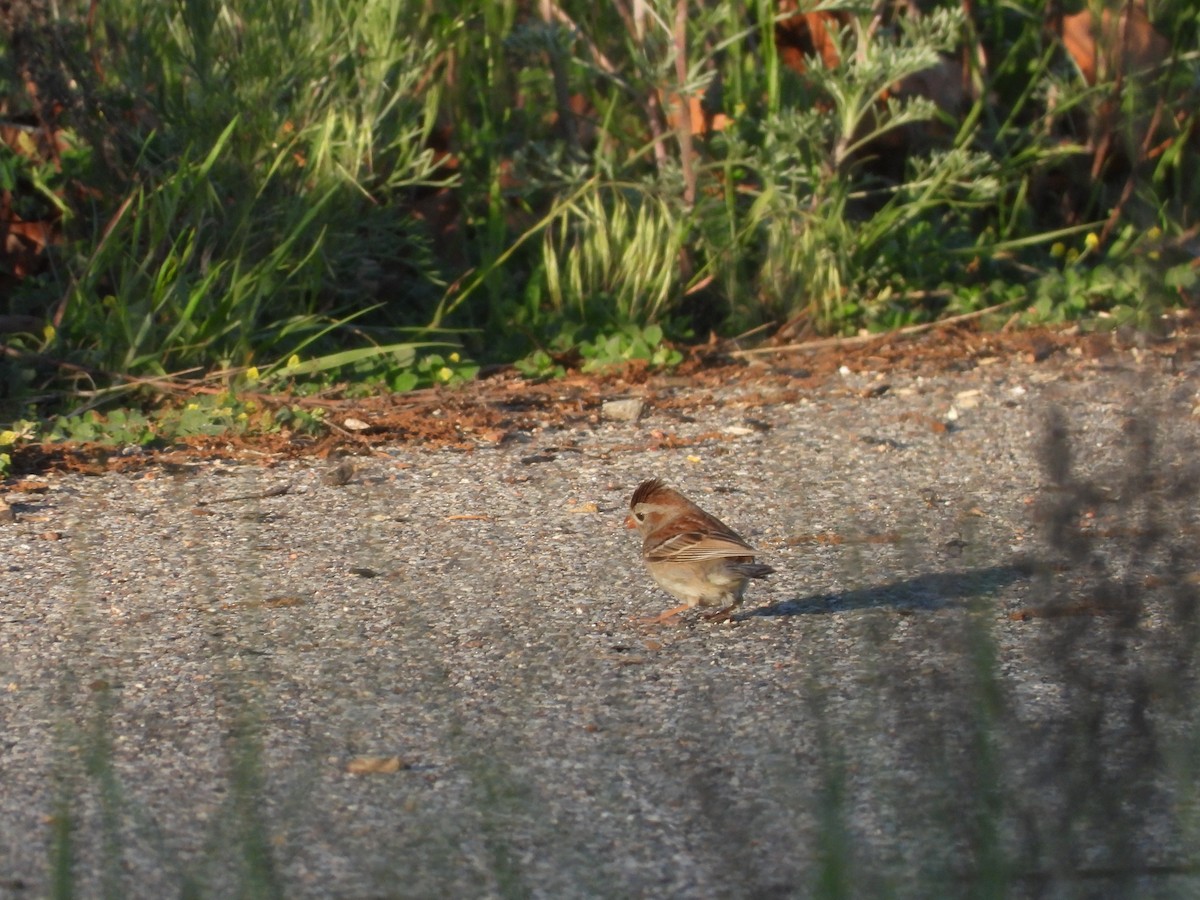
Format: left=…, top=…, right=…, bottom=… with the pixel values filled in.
left=624, top=514, right=637, bottom=529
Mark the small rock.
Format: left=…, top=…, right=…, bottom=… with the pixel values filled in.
left=323, top=458, right=356, bottom=486
left=954, top=389, right=982, bottom=409
left=943, top=538, right=968, bottom=558
left=602, top=398, right=644, bottom=422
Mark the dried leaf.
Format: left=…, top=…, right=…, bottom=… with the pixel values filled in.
left=346, top=756, right=406, bottom=775
left=786, top=532, right=845, bottom=545
left=1061, top=6, right=1168, bottom=86
left=7, top=480, right=49, bottom=494
left=264, top=595, right=305, bottom=609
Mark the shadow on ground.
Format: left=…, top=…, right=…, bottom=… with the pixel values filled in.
left=744, top=563, right=1030, bottom=618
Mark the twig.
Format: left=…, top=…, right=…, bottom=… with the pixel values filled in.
left=726, top=322, right=776, bottom=344
left=542, top=0, right=620, bottom=77
left=673, top=0, right=695, bottom=208
left=51, top=184, right=139, bottom=329
left=728, top=299, right=1022, bottom=358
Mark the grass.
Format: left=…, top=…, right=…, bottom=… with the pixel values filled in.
left=0, top=0, right=1196, bottom=428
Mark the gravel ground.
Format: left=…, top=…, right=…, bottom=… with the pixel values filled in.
left=3, top=350, right=1200, bottom=898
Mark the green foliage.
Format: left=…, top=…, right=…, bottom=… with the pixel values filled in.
left=0, top=420, right=36, bottom=476
left=0, top=341, right=485, bottom=466
left=265, top=343, right=479, bottom=392
left=0, top=127, right=79, bottom=223
left=394, top=351, right=482, bottom=391
left=542, top=185, right=689, bottom=326
left=707, top=8, right=1013, bottom=334
left=47, top=408, right=156, bottom=444
left=579, top=323, right=683, bottom=373
left=513, top=350, right=566, bottom=381
left=45, top=397, right=251, bottom=443
left=270, top=403, right=327, bottom=436
left=1023, top=225, right=1197, bottom=329
left=3, top=0, right=452, bottom=402
left=0, top=0, right=1197, bottom=418
left=9, top=391, right=323, bottom=453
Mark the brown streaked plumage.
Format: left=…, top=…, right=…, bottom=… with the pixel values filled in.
left=627, top=478, right=774, bottom=624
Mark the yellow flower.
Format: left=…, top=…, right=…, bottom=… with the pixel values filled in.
left=0, top=431, right=18, bottom=446
left=1084, top=232, right=1100, bottom=251
left=287, top=354, right=301, bottom=369
left=245, top=366, right=260, bottom=382
left=437, top=366, right=453, bottom=382
left=1147, top=226, right=1162, bottom=240
left=1065, top=248, right=1079, bottom=265
left=448, top=352, right=460, bottom=364
left=1050, top=242, right=1065, bottom=259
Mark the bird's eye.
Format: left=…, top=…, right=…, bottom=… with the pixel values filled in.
left=634, top=511, right=645, bottom=521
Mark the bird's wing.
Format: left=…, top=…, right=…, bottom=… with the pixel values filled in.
left=646, top=530, right=756, bottom=563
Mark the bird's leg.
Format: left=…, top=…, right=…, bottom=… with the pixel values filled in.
left=702, top=604, right=738, bottom=623
left=637, top=603, right=692, bottom=625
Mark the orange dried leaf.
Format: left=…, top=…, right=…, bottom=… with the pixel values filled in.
left=346, top=756, right=406, bottom=775
left=263, top=595, right=305, bottom=609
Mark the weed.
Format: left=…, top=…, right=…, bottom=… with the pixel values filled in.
left=1, top=0, right=1198, bottom=412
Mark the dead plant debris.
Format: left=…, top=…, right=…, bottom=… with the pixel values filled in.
left=7, top=321, right=1199, bottom=480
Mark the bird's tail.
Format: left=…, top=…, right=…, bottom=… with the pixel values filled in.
left=733, top=563, right=774, bottom=580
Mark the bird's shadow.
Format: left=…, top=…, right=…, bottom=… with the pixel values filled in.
left=741, top=563, right=1030, bottom=619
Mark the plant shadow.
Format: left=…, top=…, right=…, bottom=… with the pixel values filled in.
left=742, top=563, right=1030, bottom=618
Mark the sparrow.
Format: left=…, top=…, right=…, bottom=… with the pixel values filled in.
left=627, top=478, right=774, bottom=623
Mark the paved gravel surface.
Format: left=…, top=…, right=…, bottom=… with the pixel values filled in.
left=3, top=348, right=1200, bottom=898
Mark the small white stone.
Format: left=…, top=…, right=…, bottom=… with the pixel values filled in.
left=954, top=389, right=981, bottom=409
left=602, top=398, right=644, bottom=422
